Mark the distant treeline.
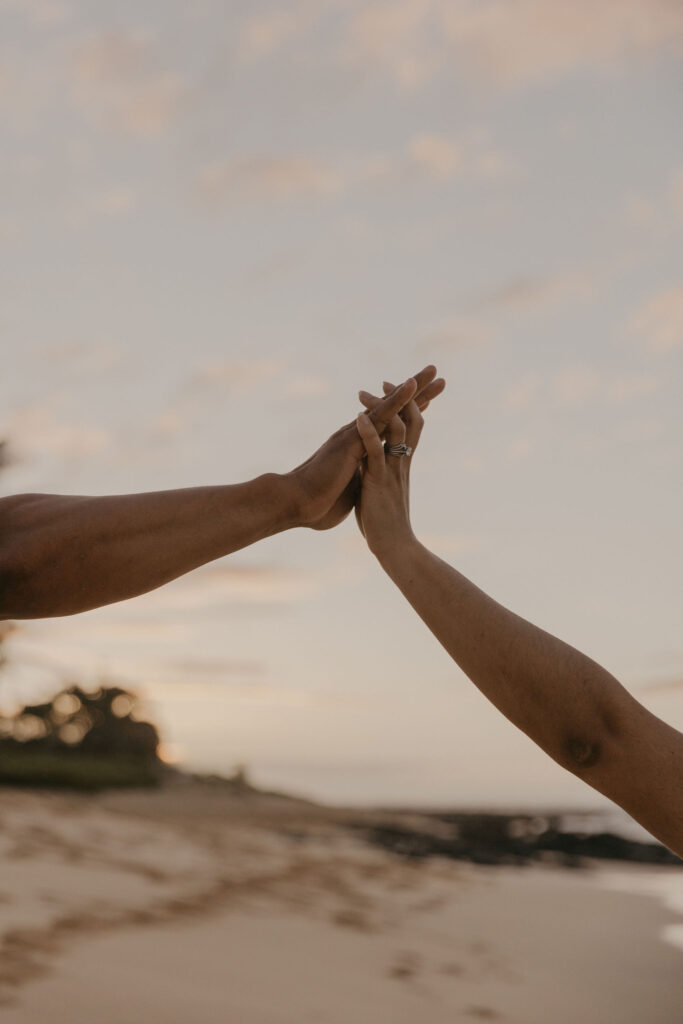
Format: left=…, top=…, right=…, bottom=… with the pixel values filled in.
left=0, top=684, right=162, bottom=790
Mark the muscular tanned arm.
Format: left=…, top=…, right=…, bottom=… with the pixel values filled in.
left=0, top=368, right=444, bottom=619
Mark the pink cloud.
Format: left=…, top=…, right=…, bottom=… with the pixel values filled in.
left=630, top=284, right=683, bottom=352
left=71, top=30, right=186, bottom=137
left=197, top=155, right=342, bottom=206
left=343, top=0, right=683, bottom=90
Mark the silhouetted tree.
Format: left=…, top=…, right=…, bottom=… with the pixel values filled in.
left=0, top=683, right=160, bottom=760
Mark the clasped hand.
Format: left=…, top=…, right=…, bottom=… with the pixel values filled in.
left=287, top=365, right=444, bottom=536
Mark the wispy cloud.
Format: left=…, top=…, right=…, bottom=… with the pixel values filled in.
left=91, top=186, right=137, bottom=215
left=506, top=435, right=536, bottom=462
left=344, top=0, right=440, bottom=91
left=1, top=0, right=73, bottom=29
left=155, top=656, right=266, bottom=678
left=70, top=30, right=186, bottom=137
left=440, top=0, right=683, bottom=87
left=191, top=358, right=281, bottom=392
left=284, top=374, right=330, bottom=398
left=641, top=676, right=683, bottom=695
left=408, top=134, right=461, bottom=180
left=630, top=283, right=683, bottom=352
left=608, top=374, right=659, bottom=402
left=134, top=562, right=320, bottom=611
left=237, top=9, right=301, bottom=62
left=474, top=269, right=594, bottom=314
left=504, top=372, right=542, bottom=409
left=197, top=155, right=342, bottom=206
left=417, top=316, right=497, bottom=352
left=420, top=532, right=484, bottom=556
left=412, top=132, right=519, bottom=183
left=503, top=368, right=659, bottom=411
left=196, top=133, right=516, bottom=210
left=343, top=0, right=683, bottom=91
left=150, top=359, right=329, bottom=441
left=37, top=340, right=126, bottom=374
left=552, top=365, right=600, bottom=405
left=354, top=134, right=514, bottom=186
left=149, top=358, right=281, bottom=436
left=3, top=404, right=110, bottom=462
left=622, top=168, right=683, bottom=238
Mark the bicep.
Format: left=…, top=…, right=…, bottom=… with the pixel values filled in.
left=583, top=696, right=683, bottom=858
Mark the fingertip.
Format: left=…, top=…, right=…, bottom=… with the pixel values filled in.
left=421, top=364, right=437, bottom=378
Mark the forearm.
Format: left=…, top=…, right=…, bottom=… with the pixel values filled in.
left=0, top=474, right=296, bottom=618
left=377, top=537, right=632, bottom=775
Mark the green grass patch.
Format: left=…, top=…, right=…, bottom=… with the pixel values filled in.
left=0, top=749, right=161, bottom=790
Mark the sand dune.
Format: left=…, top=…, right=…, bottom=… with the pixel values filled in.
left=0, top=783, right=681, bottom=1023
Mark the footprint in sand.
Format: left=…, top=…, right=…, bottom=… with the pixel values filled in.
left=331, top=908, right=374, bottom=932
left=440, top=960, right=464, bottom=976
left=388, top=950, right=421, bottom=979
left=464, top=1006, right=502, bottom=1020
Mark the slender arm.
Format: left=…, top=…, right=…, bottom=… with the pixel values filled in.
left=378, top=538, right=683, bottom=857
left=354, top=408, right=683, bottom=858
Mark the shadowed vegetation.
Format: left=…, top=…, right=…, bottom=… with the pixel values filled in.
left=0, top=684, right=162, bottom=790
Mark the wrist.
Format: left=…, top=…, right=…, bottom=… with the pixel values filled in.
left=370, top=527, right=422, bottom=572
left=257, top=473, right=304, bottom=533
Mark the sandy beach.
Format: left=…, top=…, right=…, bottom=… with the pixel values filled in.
left=0, top=781, right=681, bottom=1024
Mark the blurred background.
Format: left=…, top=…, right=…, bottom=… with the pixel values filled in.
left=1, top=0, right=682, bottom=812
left=2, top=5, right=683, bottom=1023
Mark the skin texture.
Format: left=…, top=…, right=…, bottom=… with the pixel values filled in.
left=0, top=367, right=445, bottom=620
left=354, top=395, right=683, bottom=860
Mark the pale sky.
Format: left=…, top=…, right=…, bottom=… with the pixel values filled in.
left=1, top=0, right=682, bottom=811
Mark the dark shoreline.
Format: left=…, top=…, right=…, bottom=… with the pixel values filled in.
left=3, top=763, right=680, bottom=869
left=353, top=809, right=683, bottom=867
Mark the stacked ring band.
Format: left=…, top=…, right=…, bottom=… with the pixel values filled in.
left=385, top=443, right=413, bottom=457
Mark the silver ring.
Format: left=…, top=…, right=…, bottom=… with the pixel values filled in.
left=385, top=442, right=413, bottom=457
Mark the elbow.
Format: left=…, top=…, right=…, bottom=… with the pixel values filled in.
left=554, top=678, right=626, bottom=779
left=558, top=734, right=603, bottom=776
left=557, top=702, right=622, bottom=778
